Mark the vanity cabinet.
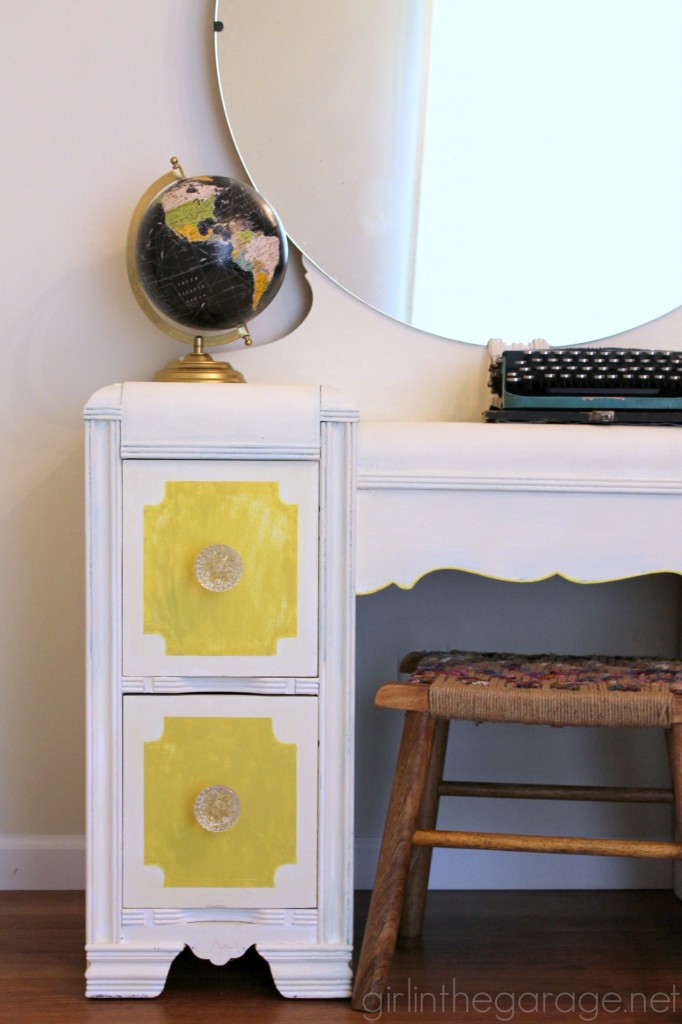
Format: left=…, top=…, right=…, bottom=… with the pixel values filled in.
left=84, top=382, right=356, bottom=998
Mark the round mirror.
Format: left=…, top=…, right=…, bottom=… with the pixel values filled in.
left=216, top=0, right=682, bottom=346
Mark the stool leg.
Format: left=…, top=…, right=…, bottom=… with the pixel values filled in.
left=400, top=718, right=450, bottom=938
left=665, top=724, right=682, bottom=899
left=666, top=724, right=682, bottom=843
left=351, top=710, right=437, bottom=1012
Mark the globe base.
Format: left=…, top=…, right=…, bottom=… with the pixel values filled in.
left=153, top=351, right=245, bottom=384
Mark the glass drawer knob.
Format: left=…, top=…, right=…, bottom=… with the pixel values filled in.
left=194, top=544, right=243, bottom=592
left=193, top=785, right=242, bottom=832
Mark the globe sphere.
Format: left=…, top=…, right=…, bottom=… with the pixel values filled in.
left=134, top=175, right=287, bottom=333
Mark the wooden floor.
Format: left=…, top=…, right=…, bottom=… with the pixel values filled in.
left=2, top=890, right=682, bottom=1022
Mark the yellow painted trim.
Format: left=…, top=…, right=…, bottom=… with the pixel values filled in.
left=144, top=716, right=297, bottom=889
left=143, top=480, right=298, bottom=655
left=356, top=566, right=682, bottom=596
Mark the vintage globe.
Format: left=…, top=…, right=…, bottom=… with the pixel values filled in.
left=134, top=173, right=288, bottom=333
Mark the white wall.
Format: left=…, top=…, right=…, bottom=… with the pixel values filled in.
left=2, top=0, right=682, bottom=889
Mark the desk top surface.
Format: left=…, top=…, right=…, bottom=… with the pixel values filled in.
left=356, top=421, right=682, bottom=593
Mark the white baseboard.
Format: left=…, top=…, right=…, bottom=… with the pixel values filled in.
left=0, top=834, right=673, bottom=891
left=0, top=835, right=85, bottom=889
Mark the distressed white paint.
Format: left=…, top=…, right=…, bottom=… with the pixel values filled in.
left=85, top=384, right=357, bottom=998
left=356, top=420, right=682, bottom=593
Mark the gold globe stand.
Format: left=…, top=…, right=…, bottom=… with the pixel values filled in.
left=127, top=157, right=251, bottom=384
left=153, top=334, right=248, bottom=383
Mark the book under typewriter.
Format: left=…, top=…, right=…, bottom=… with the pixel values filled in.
left=486, top=348, right=682, bottom=425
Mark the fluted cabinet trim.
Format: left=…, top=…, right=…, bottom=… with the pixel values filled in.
left=84, top=384, right=356, bottom=1000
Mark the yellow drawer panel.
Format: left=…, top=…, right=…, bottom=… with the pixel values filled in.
left=144, top=480, right=298, bottom=656
left=145, top=715, right=296, bottom=888
left=122, top=461, right=319, bottom=677
left=123, top=695, right=318, bottom=908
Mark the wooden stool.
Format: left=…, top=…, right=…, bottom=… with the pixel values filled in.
left=351, top=650, right=682, bottom=1011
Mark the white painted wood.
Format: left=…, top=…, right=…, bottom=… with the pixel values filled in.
left=121, top=676, right=320, bottom=695
left=317, top=411, right=356, bottom=952
left=120, top=382, right=322, bottom=456
left=357, top=420, right=682, bottom=593
left=85, top=406, right=123, bottom=950
left=122, top=694, right=318, bottom=908
left=85, top=943, right=185, bottom=999
left=87, top=374, right=682, bottom=1000
left=85, top=383, right=357, bottom=999
left=257, top=945, right=355, bottom=998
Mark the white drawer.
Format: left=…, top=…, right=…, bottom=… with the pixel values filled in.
left=122, top=694, right=318, bottom=908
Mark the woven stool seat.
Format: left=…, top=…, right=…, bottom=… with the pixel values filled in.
left=351, top=648, right=682, bottom=1011
left=406, top=651, right=682, bottom=728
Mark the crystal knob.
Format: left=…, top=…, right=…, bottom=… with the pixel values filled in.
left=193, top=785, right=242, bottom=833
left=194, top=544, right=243, bottom=592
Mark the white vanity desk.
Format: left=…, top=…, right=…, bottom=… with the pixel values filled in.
left=84, top=379, right=682, bottom=1001
left=356, top=420, right=682, bottom=593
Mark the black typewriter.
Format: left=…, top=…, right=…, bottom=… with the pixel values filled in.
left=486, top=347, right=682, bottom=424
